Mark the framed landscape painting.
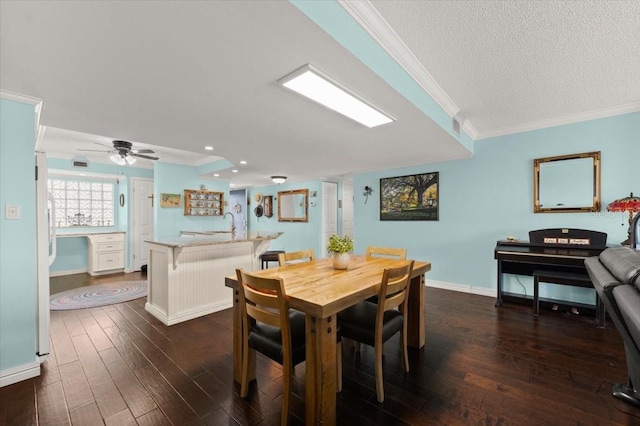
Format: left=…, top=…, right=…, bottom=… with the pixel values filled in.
left=380, top=172, right=439, bottom=221
left=160, top=193, right=181, bottom=208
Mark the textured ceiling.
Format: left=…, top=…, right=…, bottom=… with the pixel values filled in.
left=370, top=0, right=640, bottom=138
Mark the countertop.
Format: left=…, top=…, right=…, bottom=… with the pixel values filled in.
left=146, top=231, right=283, bottom=248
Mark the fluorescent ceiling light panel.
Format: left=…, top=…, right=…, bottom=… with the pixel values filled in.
left=279, top=64, right=394, bottom=128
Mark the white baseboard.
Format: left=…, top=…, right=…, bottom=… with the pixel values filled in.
left=425, top=279, right=495, bottom=298
left=50, top=268, right=87, bottom=277
left=0, top=359, right=40, bottom=387
left=145, top=301, right=232, bottom=326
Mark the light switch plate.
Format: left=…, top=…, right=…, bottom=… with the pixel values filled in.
left=5, top=204, right=20, bottom=220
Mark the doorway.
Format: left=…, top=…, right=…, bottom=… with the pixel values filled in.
left=230, top=189, right=248, bottom=232
left=130, top=178, right=154, bottom=271
left=321, top=182, right=338, bottom=257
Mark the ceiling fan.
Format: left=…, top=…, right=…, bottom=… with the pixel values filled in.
left=79, top=140, right=159, bottom=165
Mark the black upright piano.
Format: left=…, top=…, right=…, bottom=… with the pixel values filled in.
left=494, top=228, right=608, bottom=325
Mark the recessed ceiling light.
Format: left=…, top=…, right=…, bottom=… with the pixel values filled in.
left=240, top=160, right=247, bottom=165
left=232, top=169, right=238, bottom=173
left=230, top=183, right=235, bottom=187
left=213, top=173, right=220, bottom=177
left=204, top=146, right=214, bottom=151
left=279, top=64, right=395, bottom=128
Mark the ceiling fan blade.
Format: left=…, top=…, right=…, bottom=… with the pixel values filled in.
left=78, top=148, right=113, bottom=153
left=131, top=153, right=159, bottom=160
left=133, top=149, right=155, bottom=154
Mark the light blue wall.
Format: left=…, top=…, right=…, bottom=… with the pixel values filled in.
left=354, top=112, right=639, bottom=304
left=154, top=162, right=230, bottom=238
left=247, top=180, right=324, bottom=255
left=47, top=157, right=153, bottom=273
left=0, top=99, right=37, bottom=371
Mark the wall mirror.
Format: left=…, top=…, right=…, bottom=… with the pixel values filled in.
left=533, top=151, right=600, bottom=213
left=278, top=189, right=308, bottom=222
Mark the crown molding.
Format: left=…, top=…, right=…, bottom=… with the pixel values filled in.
left=1, top=90, right=44, bottom=139
left=337, top=0, right=480, bottom=140
left=476, top=101, right=640, bottom=140
left=0, top=89, right=42, bottom=106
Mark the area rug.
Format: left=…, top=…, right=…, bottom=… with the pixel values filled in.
left=50, top=281, right=147, bottom=310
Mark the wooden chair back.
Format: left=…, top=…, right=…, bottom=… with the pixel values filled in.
left=377, top=260, right=414, bottom=315
left=235, top=269, right=290, bottom=342
left=278, top=249, right=315, bottom=266
left=365, top=246, right=407, bottom=261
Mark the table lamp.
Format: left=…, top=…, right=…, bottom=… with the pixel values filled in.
left=607, top=192, right=640, bottom=245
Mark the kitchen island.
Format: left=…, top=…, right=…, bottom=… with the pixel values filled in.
left=145, top=231, right=282, bottom=325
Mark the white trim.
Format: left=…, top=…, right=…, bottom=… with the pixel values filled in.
left=49, top=169, right=124, bottom=180
left=337, top=0, right=480, bottom=139
left=476, top=101, right=640, bottom=140
left=50, top=268, right=88, bottom=277
left=0, top=90, right=44, bottom=140
left=0, top=359, right=40, bottom=388
left=145, top=301, right=232, bottom=326
left=0, top=90, right=42, bottom=106
left=425, top=278, right=495, bottom=298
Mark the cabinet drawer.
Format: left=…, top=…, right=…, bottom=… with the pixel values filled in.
left=96, top=242, right=124, bottom=253
left=93, top=233, right=124, bottom=243
left=96, top=251, right=125, bottom=270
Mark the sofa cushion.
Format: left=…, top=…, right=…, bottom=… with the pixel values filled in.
left=599, top=247, right=640, bottom=288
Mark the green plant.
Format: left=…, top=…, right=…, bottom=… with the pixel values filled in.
left=327, top=234, right=354, bottom=254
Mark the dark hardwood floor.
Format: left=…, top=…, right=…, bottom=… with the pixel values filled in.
left=2, top=272, right=639, bottom=425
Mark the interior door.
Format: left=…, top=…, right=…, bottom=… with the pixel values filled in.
left=131, top=178, right=154, bottom=271
left=321, top=182, right=338, bottom=257
left=341, top=179, right=354, bottom=240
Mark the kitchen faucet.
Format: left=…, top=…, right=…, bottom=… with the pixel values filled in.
left=223, top=212, right=236, bottom=233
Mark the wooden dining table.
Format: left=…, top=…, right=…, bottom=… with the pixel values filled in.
left=224, top=255, right=431, bottom=425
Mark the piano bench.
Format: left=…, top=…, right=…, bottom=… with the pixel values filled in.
left=533, top=270, right=605, bottom=327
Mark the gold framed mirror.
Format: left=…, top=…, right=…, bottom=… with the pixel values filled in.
left=533, top=151, right=601, bottom=213
left=278, top=189, right=308, bottom=222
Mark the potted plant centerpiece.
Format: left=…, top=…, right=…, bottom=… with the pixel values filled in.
left=327, top=233, right=354, bottom=270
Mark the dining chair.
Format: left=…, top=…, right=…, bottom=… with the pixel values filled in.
left=363, top=246, right=407, bottom=306
left=365, top=246, right=407, bottom=261
left=278, top=249, right=315, bottom=266
left=337, top=260, right=415, bottom=403
left=236, top=269, right=306, bottom=425
left=276, top=250, right=344, bottom=391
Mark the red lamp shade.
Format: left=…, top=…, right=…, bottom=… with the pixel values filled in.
left=607, top=192, right=640, bottom=246
left=607, top=192, right=640, bottom=213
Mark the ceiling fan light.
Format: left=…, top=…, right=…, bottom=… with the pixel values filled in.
left=110, top=154, right=125, bottom=165
left=271, top=175, right=287, bottom=184
left=125, top=156, right=137, bottom=165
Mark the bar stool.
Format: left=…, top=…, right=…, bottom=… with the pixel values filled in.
left=260, top=250, right=285, bottom=269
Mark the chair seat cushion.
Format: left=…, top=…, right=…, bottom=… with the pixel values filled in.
left=248, top=309, right=306, bottom=366
left=338, top=301, right=403, bottom=346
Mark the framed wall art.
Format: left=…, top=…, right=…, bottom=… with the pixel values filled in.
left=160, top=193, right=181, bottom=208
left=380, top=172, right=438, bottom=221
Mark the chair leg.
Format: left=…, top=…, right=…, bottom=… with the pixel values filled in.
left=401, top=329, right=409, bottom=373
left=281, top=363, right=292, bottom=426
left=374, top=342, right=384, bottom=403
left=337, top=340, right=343, bottom=393
left=240, top=339, right=250, bottom=398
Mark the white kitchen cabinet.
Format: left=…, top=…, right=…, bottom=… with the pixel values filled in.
left=87, top=233, right=125, bottom=276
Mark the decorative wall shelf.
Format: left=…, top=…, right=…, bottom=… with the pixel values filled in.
left=184, top=189, right=224, bottom=216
